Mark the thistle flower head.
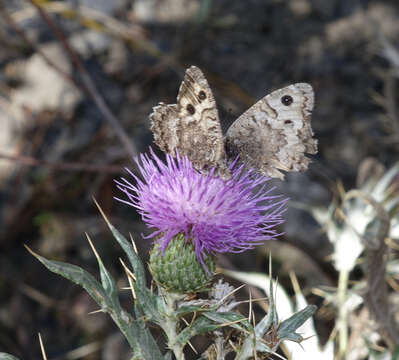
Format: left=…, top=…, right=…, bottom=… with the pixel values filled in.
left=115, top=149, right=287, bottom=267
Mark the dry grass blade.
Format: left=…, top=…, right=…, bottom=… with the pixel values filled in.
left=38, top=333, right=48, bottom=360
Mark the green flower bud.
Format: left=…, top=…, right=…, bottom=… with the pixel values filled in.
left=149, top=233, right=216, bottom=294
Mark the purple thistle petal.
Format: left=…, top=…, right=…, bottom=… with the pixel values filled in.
left=115, top=149, right=287, bottom=266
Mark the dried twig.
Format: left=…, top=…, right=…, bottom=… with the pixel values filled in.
left=0, top=7, right=79, bottom=89
left=0, top=152, right=123, bottom=174
left=27, top=0, right=137, bottom=160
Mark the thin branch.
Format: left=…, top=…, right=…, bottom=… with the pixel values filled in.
left=0, top=152, right=123, bottom=173
left=27, top=0, right=138, bottom=160
left=0, top=7, right=79, bottom=88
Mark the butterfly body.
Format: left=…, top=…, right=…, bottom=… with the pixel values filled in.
left=150, top=66, right=317, bottom=179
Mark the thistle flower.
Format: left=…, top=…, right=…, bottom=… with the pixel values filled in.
left=115, top=149, right=287, bottom=268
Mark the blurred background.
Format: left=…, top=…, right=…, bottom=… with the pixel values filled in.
left=1, top=0, right=399, bottom=358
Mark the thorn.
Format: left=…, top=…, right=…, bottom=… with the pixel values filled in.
left=189, top=311, right=197, bottom=327
left=119, top=258, right=136, bottom=281
left=88, top=309, right=104, bottom=315
left=129, top=233, right=138, bottom=254
left=236, top=297, right=269, bottom=306
left=268, top=252, right=272, bottom=278
left=272, top=350, right=287, bottom=360
left=85, top=233, right=101, bottom=261
left=24, top=244, right=39, bottom=258
left=38, top=333, right=48, bottom=360
left=119, top=258, right=136, bottom=300
left=301, top=334, right=316, bottom=342
left=121, top=286, right=136, bottom=290
left=248, top=290, right=253, bottom=323
left=289, top=271, right=301, bottom=296
left=93, top=197, right=113, bottom=228
left=187, top=340, right=198, bottom=354
left=228, top=339, right=237, bottom=352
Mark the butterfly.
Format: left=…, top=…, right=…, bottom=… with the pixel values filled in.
left=150, top=66, right=317, bottom=179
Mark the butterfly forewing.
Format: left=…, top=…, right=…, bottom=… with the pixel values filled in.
left=150, top=66, right=228, bottom=175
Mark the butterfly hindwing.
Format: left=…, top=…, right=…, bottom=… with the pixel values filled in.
left=225, top=83, right=317, bottom=179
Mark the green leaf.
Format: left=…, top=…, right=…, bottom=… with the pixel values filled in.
left=203, top=311, right=252, bottom=331
left=177, top=316, right=220, bottom=345
left=86, top=234, right=121, bottom=310
left=255, top=341, right=273, bottom=354
left=235, top=333, right=276, bottom=360
left=278, top=305, right=317, bottom=339
left=27, top=246, right=107, bottom=307
left=27, top=245, right=163, bottom=360
left=95, top=202, right=162, bottom=330
left=254, top=268, right=277, bottom=338
left=255, top=306, right=274, bottom=338
left=134, top=286, right=162, bottom=324
left=221, top=269, right=294, bottom=321
left=131, top=303, right=164, bottom=360
left=0, top=353, right=20, bottom=360
left=95, top=200, right=146, bottom=291
left=281, top=332, right=303, bottom=343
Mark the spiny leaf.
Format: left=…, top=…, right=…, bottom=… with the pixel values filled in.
left=177, top=316, right=220, bottom=345
left=203, top=311, right=252, bottom=331
left=86, top=233, right=120, bottom=310
left=278, top=305, right=317, bottom=339
left=255, top=341, right=273, bottom=354
left=26, top=245, right=108, bottom=307
left=133, top=285, right=162, bottom=324
left=94, top=199, right=146, bottom=290
left=27, top=246, right=162, bottom=359
left=281, top=332, right=303, bottom=343
left=255, top=307, right=274, bottom=338
left=131, top=303, right=164, bottom=360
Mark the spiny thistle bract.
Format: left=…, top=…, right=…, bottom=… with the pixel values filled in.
left=150, top=233, right=216, bottom=293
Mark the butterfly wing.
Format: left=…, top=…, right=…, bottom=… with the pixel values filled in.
left=150, top=66, right=228, bottom=175
left=225, top=83, right=317, bottom=179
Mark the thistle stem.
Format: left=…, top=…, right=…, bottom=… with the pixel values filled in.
left=162, top=291, right=186, bottom=360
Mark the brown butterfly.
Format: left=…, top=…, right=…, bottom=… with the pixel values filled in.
left=150, top=66, right=317, bottom=179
